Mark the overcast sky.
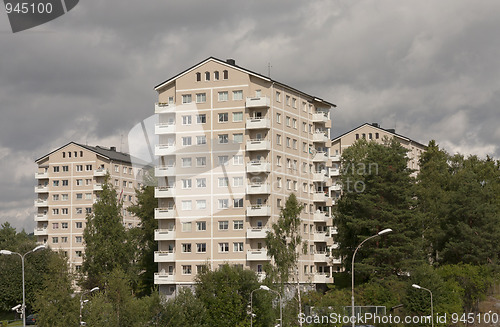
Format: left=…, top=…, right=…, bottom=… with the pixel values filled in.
left=1, top=0, right=499, bottom=232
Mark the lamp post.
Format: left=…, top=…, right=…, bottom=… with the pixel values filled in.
left=80, top=286, right=99, bottom=326
left=0, top=244, right=46, bottom=327
left=250, top=285, right=283, bottom=327
left=412, top=284, right=434, bottom=327
left=351, top=228, right=392, bottom=327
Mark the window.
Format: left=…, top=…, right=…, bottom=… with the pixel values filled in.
left=356, top=133, right=359, bottom=140
left=182, top=179, right=192, bottom=189
left=85, top=193, right=92, bottom=200
left=277, top=198, right=282, bottom=207
left=62, top=180, right=68, bottom=186
left=182, top=200, right=192, bottom=210
left=196, top=157, right=206, bottom=167
left=218, top=112, right=228, bottom=122
left=196, top=178, right=206, bottom=188
left=182, top=158, right=192, bottom=167
left=53, top=194, right=59, bottom=201
left=375, top=133, right=379, bottom=139
left=61, top=237, right=68, bottom=243
left=219, top=221, right=229, bottom=230
left=76, top=222, right=83, bottom=228
left=276, top=113, right=281, bottom=123
left=233, top=133, right=243, bottom=143
left=196, top=93, right=206, bottom=103
left=233, top=242, right=244, bottom=252
left=303, top=122, right=307, bottom=132
left=182, top=94, right=192, bottom=104
left=223, top=70, right=228, bottom=79
left=286, top=137, right=291, bottom=147
left=182, top=265, right=192, bottom=275
left=218, top=134, right=229, bottom=144
left=197, top=243, right=207, bottom=253
left=75, top=236, right=82, bottom=243
left=233, top=90, right=243, bottom=101
left=52, top=208, right=59, bottom=215
left=218, top=177, right=229, bottom=187
left=86, top=207, right=92, bottom=214
left=182, top=137, right=192, bottom=146
left=197, top=135, right=206, bottom=145
left=369, top=133, right=373, bottom=139
left=76, top=208, right=82, bottom=214
left=286, top=95, right=290, bottom=106
left=182, top=115, right=192, bottom=125
left=233, top=177, right=244, bottom=186
left=76, top=179, right=83, bottom=186
left=293, top=139, right=297, bottom=149
left=276, top=134, right=282, bottom=145
left=168, top=96, right=174, bottom=104
left=182, top=222, right=192, bottom=232
left=233, top=220, right=243, bottom=229
left=182, top=243, right=192, bottom=253
left=61, top=222, right=68, bottom=229
left=303, top=142, right=307, bottom=152
left=205, top=71, right=210, bottom=81
left=277, top=156, right=282, bottom=166
left=52, top=223, right=59, bottom=229
left=196, top=200, right=206, bottom=210
left=276, top=91, right=281, bottom=102
left=123, top=166, right=127, bottom=174
left=52, top=237, right=58, bottom=244
left=114, top=165, right=119, bottom=172
left=218, top=91, right=228, bottom=101
left=196, top=221, right=206, bottom=231
left=218, top=156, right=229, bottom=166
left=229, top=196, right=243, bottom=208
left=292, top=118, right=297, bottom=128
left=214, top=71, right=219, bottom=80
left=196, top=114, right=206, bottom=124
left=62, top=208, right=68, bottom=215
left=233, top=155, right=243, bottom=165
left=292, top=98, right=297, bottom=108
left=219, top=243, right=229, bottom=252
left=76, top=193, right=83, bottom=200
left=218, top=199, right=229, bottom=209
left=196, top=72, right=201, bottom=81
left=62, top=165, right=68, bottom=172
left=286, top=116, right=291, bottom=126
left=277, top=177, right=282, bottom=188
left=76, top=165, right=83, bottom=172
left=233, top=112, right=243, bottom=122
left=76, top=250, right=82, bottom=257
left=53, top=166, right=59, bottom=172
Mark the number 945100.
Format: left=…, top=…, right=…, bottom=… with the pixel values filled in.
left=5, top=2, right=53, bottom=14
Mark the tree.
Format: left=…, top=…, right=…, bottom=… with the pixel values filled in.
left=127, top=185, right=157, bottom=296
left=82, top=174, right=132, bottom=289
left=34, top=253, right=79, bottom=327
left=160, top=288, right=209, bottom=327
left=334, top=138, right=423, bottom=278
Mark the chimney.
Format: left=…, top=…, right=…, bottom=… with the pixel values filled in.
left=226, top=59, right=236, bottom=66
left=386, top=129, right=395, bottom=134
left=110, top=146, right=116, bottom=151
left=372, top=123, right=379, bottom=128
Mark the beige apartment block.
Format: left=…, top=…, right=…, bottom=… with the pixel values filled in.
left=34, top=142, right=143, bottom=271
left=153, top=57, right=338, bottom=297
left=329, top=123, right=427, bottom=203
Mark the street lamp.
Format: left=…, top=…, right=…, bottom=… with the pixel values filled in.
left=412, top=284, right=434, bottom=327
left=0, top=244, right=46, bottom=327
left=80, top=287, right=99, bottom=326
left=351, top=228, right=392, bottom=327
left=250, top=285, right=283, bottom=327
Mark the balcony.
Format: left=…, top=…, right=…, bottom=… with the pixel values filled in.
left=331, top=183, right=342, bottom=192
left=246, top=117, right=271, bottom=130
left=155, top=187, right=175, bottom=198
left=246, top=161, right=271, bottom=174
left=246, top=249, right=270, bottom=261
left=34, top=185, right=48, bottom=193
left=313, top=232, right=328, bottom=242
left=313, top=274, right=334, bottom=284
left=154, top=251, right=175, bottom=262
left=155, top=102, right=176, bottom=114
left=155, top=166, right=176, bottom=177
left=331, top=257, right=342, bottom=265
left=313, top=252, right=328, bottom=262
left=313, top=192, right=330, bottom=203
left=313, top=211, right=329, bottom=222
left=34, top=199, right=48, bottom=207
left=329, top=227, right=338, bottom=235
left=330, top=154, right=341, bottom=162
left=312, top=171, right=328, bottom=183
left=34, top=213, right=48, bottom=222
left=34, top=227, right=48, bottom=236
left=329, top=168, right=340, bottom=177
left=246, top=205, right=271, bottom=217
left=154, top=273, right=175, bottom=284
left=312, top=152, right=328, bottom=163
left=313, top=132, right=329, bottom=143
left=35, top=172, right=48, bottom=179
left=94, top=168, right=107, bottom=177
left=155, top=208, right=175, bottom=219
left=154, top=229, right=176, bottom=241
left=247, top=183, right=271, bottom=195
left=312, top=113, right=329, bottom=123
left=245, top=96, right=270, bottom=108
left=93, top=183, right=103, bottom=191
left=155, top=144, right=176, bottom=156
left=246, top=228, right=270, bottom=239
left=246, top=139, right=271, bottom=151
left=155, top=123, right=176, bottom=135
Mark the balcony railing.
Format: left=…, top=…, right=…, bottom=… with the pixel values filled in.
left=155, top=165, right=176, bottom=177
left=246, top=249, right=270, bottom=261
left=155, top=186, right=175, bottom=198
left=155, top=144, right=176, bottom=156
left=313, top=274, right=334, bottom=284
left=330, top=154, right=341, bottom=162
left=246, top=228, right=270, bottom=239
left=246, top=205, right=271, bottom=216
left=35, top=172, right=48, bottom=179
left=313, top=211, right=329, bottom=222
left=34, top=199, right=48, bottom=207
left=246, top=183, right=271, bottom=195
left=312, top=151, right=328, bottom=162
left=155, top=123, right=176, bottom=135
left=34, top=213, right=48, bottom=222
left=312, top=171, right=328, bottom=183
left=155, top=102, right=176, bottom=114
left=34, top=227, right=48, bottom=236
left=34, top=185, right=48, bottom=193
left=313, top=231, right=328, bottom=242
left=246, top=161, right=271, bottom=173
left=331, top=184, right=342, bottom=191
left=313, top=252, right=328, bottom=262
left=313, top=132, right=329, bottom=143
left=313, top=192, right=330, bottom=203
left=246, top=117, right=271, bottom=129
left=246, top=139, right=271, bottom=151
left=94, top=168, right=107, bottom=176
left=154, top=208, right=175, bottom=219
left=154, top=229, right=176, bottom=241
left=154, top=273, right=175, bottom=284
left=154, top=251, right=175, bottom=262
left=312, top=113, right=329, bottom=123
left=329, top=168, right=340, bottom=176
left=245, top=96, right=270, bottom=108
left=93, top=183, right=103, bottom=191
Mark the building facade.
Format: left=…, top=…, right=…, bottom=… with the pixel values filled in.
left=153, top=57, right=338, bottom=297
left=34, top=142, right=142, bottom=271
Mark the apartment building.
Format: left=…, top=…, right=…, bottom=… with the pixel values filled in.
left=34, top=142, right=143, bottom=271
left=153, top=57, right=338, bottom=297
left=329, top=122, right=427, bottom=204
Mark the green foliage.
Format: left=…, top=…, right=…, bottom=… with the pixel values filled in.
left=34, top=254, right=79, bottom=327
left=335, top=139, right=423, bottom=278
left=82, top=174, right=133, bottom=289
left=265, top=193, right=305, bottom=287
left=160, top=288, right=209, bottom=327
left=127, top=185, right=157, bottom=296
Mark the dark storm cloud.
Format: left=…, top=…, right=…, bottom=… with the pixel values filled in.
left=1, top=0, right=500, bottom=230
